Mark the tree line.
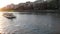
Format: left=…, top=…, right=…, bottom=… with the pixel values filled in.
left=1, top=0, right=59, bottom=11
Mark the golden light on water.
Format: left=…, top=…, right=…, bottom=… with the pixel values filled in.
left=0, top=12, right=10, bottom=33
left=0, top=12, right=4, bottom=33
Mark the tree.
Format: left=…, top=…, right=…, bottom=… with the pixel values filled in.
left=47, top=0, right=59, bottom=10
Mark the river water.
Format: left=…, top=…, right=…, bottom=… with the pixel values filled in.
left=0, top=12, right=60, bottom=34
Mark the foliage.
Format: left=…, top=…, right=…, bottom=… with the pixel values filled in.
left=47, top=0, right=59, bottom=10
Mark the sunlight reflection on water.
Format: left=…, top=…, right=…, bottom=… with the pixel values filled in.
left=0, top=12, right=9, bottom=33
left=0, top=12, right=16, bottom=33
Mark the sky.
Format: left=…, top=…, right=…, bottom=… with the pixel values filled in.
left=0, top=0, right=36, bottom=8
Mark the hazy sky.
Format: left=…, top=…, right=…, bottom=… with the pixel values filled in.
left=0, top=0, right=36, bottom=8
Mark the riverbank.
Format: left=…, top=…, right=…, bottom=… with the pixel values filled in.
left=14, top=10, right=60, bottom=13
left=0, top=10, right=60, bottom=13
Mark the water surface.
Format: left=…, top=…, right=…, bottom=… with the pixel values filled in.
left=0, top=12, right=60, bottom=34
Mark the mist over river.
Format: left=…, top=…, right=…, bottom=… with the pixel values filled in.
left=0, top=12, right=60, bottom=34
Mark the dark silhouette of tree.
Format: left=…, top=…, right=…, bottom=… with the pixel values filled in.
left=47, top=0, right=59, bottom=10
left=1, top=0, right=60, bottom=11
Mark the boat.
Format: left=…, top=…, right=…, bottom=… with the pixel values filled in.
left=3, top=13, right=16, bottom=19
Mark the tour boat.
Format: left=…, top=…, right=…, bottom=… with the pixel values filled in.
left=3, top=13, right=16, bottom=19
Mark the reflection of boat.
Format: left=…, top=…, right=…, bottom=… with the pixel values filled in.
left=3, top=13, right=16, bottom=19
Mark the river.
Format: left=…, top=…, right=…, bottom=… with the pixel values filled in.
left=0, top=12, right=60, bottom=34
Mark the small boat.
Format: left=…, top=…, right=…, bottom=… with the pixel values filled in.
left=3, top=13, right=16, bottom=19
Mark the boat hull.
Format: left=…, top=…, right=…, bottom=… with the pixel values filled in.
left=6, top=17, right=16, bottom=19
